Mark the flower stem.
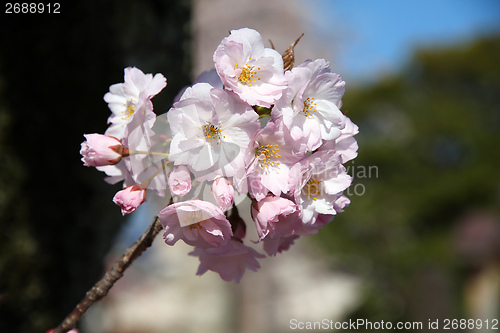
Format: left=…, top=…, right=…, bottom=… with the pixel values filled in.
left=140, top=160, right=171, bottom=189
left=128, top=150, right=169, bottom=158
left=52, top=215, right=165, bottom=333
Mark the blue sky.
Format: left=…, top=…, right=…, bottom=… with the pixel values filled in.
left=305, top=0, right=500, bottom=84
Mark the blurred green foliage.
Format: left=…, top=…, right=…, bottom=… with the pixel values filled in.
left=314, top=35, right=500, bottom=330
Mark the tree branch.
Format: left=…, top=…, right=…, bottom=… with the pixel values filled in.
left=53, top=215, right=164, bottom=333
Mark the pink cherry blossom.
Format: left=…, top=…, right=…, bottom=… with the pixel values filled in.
left=320, top=115, right=359, bottom=163
left=112, top=184, right=146, bottom=215
left=211, top=177, right=234, bottom=211
left=290, top=150, right=352, bottom=224
left=272, top=59, right=346, bottom=151
left=77, top=28, right=359, bottom=283
left=190, top=240, right=265, bottom=283
left=168, top=165, right=192, bottom=196
left=245, top=120, right=305, bottom=201
left=168, top=82, right=260, bottom=182
left=80, top=134, right=124, bottom=167
left=214, top=28, right=287, bottom=107
left=251, top=195, right=301, bottom=241
left=104, top=67, right=166, bottom=139
left=159, top=200, right=233, bottom=249
left=95, top=68, right=169, bottom=195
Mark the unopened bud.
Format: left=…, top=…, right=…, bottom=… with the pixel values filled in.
left=211, top=177, right=234, bottom=211
left=113, top=184, right=146, bottom=215
left=168, top=165, right=192, bottom=196
left=80, top=134, right=125, bottom=167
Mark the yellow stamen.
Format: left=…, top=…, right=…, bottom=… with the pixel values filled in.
left=202, top=122, right=222, bottom=144
left=238, top=63, right=259, bottom=85
left=302, top=97, right=317, bottom=117
left=302, top=178, right=323, bottom=200
left=255, top=143, right=281, bottom=168
left=122, top=99, right=135, bottom=119
left=189, top=223, right=202, bottom=230
left=179, top=210, right=207, bottom=227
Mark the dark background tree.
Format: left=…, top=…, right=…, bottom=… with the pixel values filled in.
left=0, top=1, right=192, bottom=332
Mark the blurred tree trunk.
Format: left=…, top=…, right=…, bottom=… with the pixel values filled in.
left=0, top=1, right=192, bottom=332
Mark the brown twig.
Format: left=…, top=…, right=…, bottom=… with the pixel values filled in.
left=53, top=216, right=164, bottom=333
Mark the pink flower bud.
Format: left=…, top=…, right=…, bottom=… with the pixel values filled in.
left=167, top=165, right=192, bottom=196
left=80, top=134, right=125, bottom=167
left=211, top=177, right=234, bottom=211
left=251, top=195, right=300, bottom=241
left=112, top=185, right=146, bottom=215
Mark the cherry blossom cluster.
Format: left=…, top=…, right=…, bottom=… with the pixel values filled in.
left=80, top=28, right=358, bottom=283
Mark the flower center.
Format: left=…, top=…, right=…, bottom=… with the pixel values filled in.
left=255, top=143, right=281, bottom=168
left=188, top=223, right=202, bottom=230
left=180, top=210, right=205, bottom=227
left=235, top=60, right=261, bottom=86
left=202, top=122, right=223, bottom=145
left=302, top=178, right=323, bottom=200
left=122, top=98, right=136, bottom=119
left=302, top=97, right=317, bottom=117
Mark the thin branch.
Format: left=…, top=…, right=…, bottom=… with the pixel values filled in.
left=53, top=215, right=164, bottom=333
